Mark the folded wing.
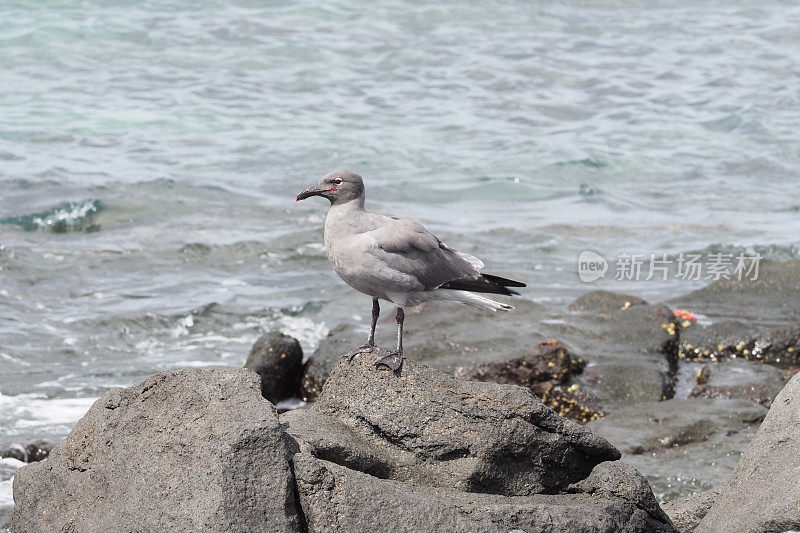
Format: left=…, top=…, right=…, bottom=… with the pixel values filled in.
left=364, top=215, right=523, bottom=296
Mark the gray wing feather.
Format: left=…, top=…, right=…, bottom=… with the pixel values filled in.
left=365, top=216, right=481, bottom=290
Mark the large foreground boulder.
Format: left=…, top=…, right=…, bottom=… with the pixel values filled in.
left=692, top=371, right=800, bottom=532
left=284, top=348, right=620, bottom=496
left=12, top=369, right=301, bottom=533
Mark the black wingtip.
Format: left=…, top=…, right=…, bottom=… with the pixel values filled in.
left=439, top=273, right=525, bottom=296
left=481, top=273, right=526, bottom=288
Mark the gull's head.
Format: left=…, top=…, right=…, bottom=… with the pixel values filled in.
left=296, top=170, right=365, bottom=205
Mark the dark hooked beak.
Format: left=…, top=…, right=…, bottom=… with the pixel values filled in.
left=296, top=185, right=326, bottom=202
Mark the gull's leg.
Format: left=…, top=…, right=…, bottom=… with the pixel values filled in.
left=375, top=306, right=404, bottom=371
left=343, top=298, right=379, bottom=361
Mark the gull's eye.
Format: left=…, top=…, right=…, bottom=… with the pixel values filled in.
left=332, top=178, right=342, bottom=184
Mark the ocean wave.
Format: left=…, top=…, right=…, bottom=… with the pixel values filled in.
left=0, top=199, right=101, bottom=233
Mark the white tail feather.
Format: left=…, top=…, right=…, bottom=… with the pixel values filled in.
left=428, top=289, right=513, bottom=311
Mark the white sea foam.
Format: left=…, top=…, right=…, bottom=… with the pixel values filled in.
left=0, top=353, right=30, bottom=367
left=0, top=478, right=13, bottom=511
left=279, top=315, right=328, bottom=358
left=274, top=398, right=306, bottom=411
left=170, top=360, right=223, bottom=368
left=0, top=393, right=96, bottom=433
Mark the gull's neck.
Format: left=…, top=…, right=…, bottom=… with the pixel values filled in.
left=325, top=195, right=367, bottom=235
left=330, top=194, right=365, bottom=213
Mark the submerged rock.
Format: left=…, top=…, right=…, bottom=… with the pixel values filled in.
left=678, top=320, right=800, bottom=366
left=587, top=398, right=766, bottom=456
left=694, top=371, right=800, bottom=532
left=0, top=199, right=101, bottom=233
left=0, top=444, right=25, bottom=462
left=668, top=259, right=800, bottom=324
left=11, top=369, right=302, bottom=533
left=244, top=331, right=304, bottom=403
left=557, top=298, right=680, bottom=404
left=689, top=383, right=773, bottom=407
left=568, top=290, right=649, bottom=312
left=588, top=397, right=766, bottom=501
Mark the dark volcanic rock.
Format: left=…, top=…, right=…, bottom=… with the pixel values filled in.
left=23, top=440, right=51, bottom=463
left=674, top=359, right=787, bottom=408
left=293, top=452, right=676, bottom=533
left=568, top=290, right=649, bottom=312
left=284, top=348, right=620, bottom=496
left=0, top=444, right=25, bottom=462
left=695, top=371, right=800, bottom=533
left=245, top=331, right=304, bottom=403
left=12, top=369, right=302, bottom=533
left=455, top=340, right=577, bottom=387
left=455, top=340, right=602, bottom=422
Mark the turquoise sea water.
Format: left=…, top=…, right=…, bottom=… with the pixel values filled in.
left=1, top=0, right=800, bottom=522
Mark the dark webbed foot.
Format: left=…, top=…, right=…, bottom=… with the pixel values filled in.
left=342, top=343, right=375, bottom=362
left=374, top=351, right=403, bottom=371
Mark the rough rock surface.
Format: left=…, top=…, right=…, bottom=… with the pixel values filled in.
left=12, top=368, right=301, bottom=533
left=293, top=452, right=675, bottom=533
left=286, top=349, right=620, bottom=496
left=695, top=371, right=800, bottom=533
left=662, top=490, right=718, bottom=533
left=245, top=331, right=304, bottom=403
